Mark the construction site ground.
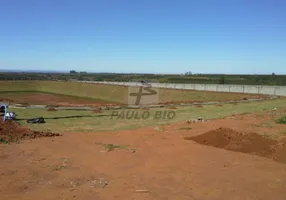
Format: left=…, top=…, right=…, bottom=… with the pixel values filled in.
left=1, top=103, right=286, bottom=200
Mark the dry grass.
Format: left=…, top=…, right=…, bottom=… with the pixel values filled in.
left=0, top=81, right=127, bottom=104
left=0, top=81, right=266, bottom=105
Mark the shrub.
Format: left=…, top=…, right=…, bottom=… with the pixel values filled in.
left=276, top=115, right=286, bottom=124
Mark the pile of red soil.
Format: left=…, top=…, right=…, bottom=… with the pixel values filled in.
left=0, top=120, right=61, bottom=143
left=185, top=127, right=286, bottom=164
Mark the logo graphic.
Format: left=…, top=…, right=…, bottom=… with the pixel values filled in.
left=128, top=82, right=159, bottom=106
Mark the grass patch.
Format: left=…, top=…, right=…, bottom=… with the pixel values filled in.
left=276, top=115, right=286, bottom=124
left=0, top=137, right=9, bottom=144
left=154, top=126, right=164, bottom=131
left=88, top=177, right=109, bottom=188
left=252, top=122, right=273, bottom=128
left=95, top=142, right=137, bottom=153
left=54, top=158, right=69, bottom=171
left=279, top=131, right=286, bottom=135
left=0, top=81, right=128, bottom=104
left=259, top=131, right=286, bottom=140
left=179, top=127, right=192, bottom=130
left=260, top=133, right=273, bottom=139
left=8, top=98, right=286, bottom=133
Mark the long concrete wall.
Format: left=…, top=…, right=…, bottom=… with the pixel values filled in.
left=74, top=81, right=286, bottom=96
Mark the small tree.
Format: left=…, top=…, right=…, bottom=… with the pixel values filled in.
left=70, top=70, right=77, bottom=74
left=272, top=72, right=276, bottom=80
left=218, top=76, right=225, bottom=84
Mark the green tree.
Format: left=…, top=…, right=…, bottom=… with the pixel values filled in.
left=218, top=76, right=225, bottom=84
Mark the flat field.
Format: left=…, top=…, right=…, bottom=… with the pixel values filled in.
left=9, top=98, right=286, bottom=133
left=0, top=91, right=118, bottom=106
left=0, top=81, right=266, bottom=106
left=1, top=81, right=286, bottom=200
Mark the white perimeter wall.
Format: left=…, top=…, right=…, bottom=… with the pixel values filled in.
left=75, top=81, right=286, bottom=96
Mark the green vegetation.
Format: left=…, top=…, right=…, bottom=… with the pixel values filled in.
left=276, top=115, right=286, bottom=124
left=179, top=127, right=192, bottom=130
left=0, top=137, right=9, bottom=144
left=10, top=98, right=286, bottom=133
left=218, top=76, right=225, bottom=84
left=0, top=71, right=286, bottom=85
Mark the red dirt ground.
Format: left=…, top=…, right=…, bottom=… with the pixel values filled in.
left=185, top=127, right=285, bottom=164
left=0, top=93, right=120, bottom=107
left=1, top=110, right=286, bottom=200
left=0, top=120, right=61, bottom=143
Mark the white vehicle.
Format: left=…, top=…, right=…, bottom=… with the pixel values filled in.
left=5, top=112, right=16, bottom=120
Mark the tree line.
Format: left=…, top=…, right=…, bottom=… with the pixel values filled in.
left=0, top=71, right=285, bottom=86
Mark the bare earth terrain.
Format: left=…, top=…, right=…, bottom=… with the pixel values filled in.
left=1, top=110, right=286, bottom=200
left=0, top=92, right=117, bottom=107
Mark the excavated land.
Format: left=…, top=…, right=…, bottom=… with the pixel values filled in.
left=1, top=108, right=286, bottom=200
left=185, top=127, right=286, bottom=164
left=0, top=120, right=61, bottom=143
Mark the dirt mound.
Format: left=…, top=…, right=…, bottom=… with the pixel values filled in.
left=185, top=127, right=286, bottom=164
left=0, top=120, right=61, bottom=143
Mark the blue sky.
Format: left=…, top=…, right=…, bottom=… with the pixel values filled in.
left=0, top=0, right=285, bottom=74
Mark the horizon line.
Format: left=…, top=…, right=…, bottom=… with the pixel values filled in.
left=0, top=69, right=284, bottom=75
